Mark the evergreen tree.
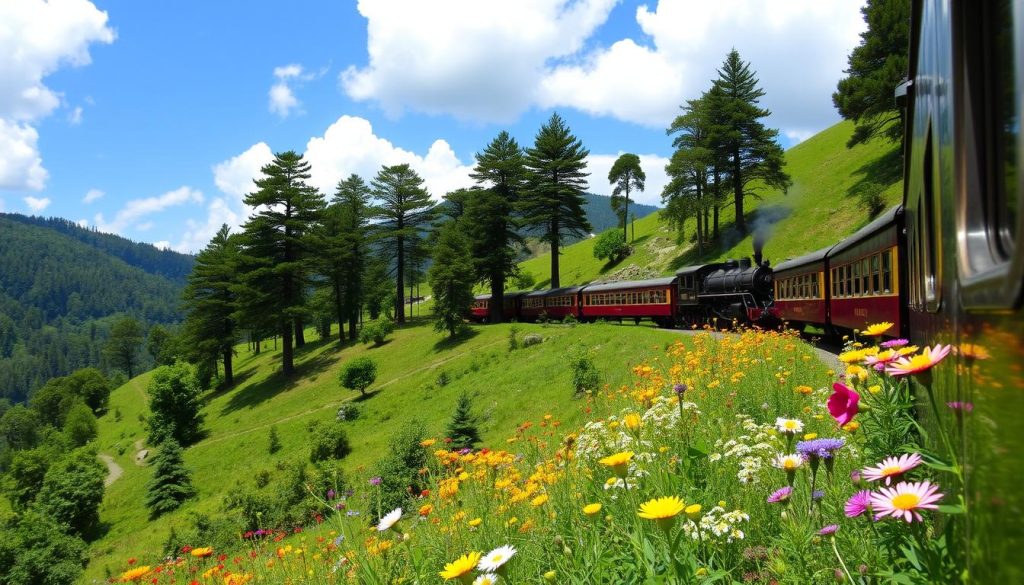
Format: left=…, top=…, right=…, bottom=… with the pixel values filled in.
left=146, top=324, right=173, bottom=365
left=427, top=222, right=475, bottom=338
left=268, top=425, right=281, bottom=454
left=363, top=258, right=394, bottom=321
left=334, top=175, right=372, bottom=341
left=103, top=316, right=143, bottom=378
left=711, top=50, right=792, bottom=233
left=239, top=151, right=325, bottom=376
left=521, top=113, right=592, bottom=288
left=182, top=225, right=241, bottom=385
left=369, top=164, right=436, bottom=324
left=833, top=0, right=910, bottom=146
left=608, top=153, right=646, bottom=241
left=147, top=362, right=204, bottom=446
left=445, top=392, right=481, bottom=450
left=144, top=439, right=196, bottom=518
left=665, top=96, right=715, bottom=251
left=35, top=446, right=106, bottom=538
left=468, top=131, right=527, bottom=322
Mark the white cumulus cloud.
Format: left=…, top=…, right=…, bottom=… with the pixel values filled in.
left=83, top=188, right=104, bottom=203
left=94, top=186, right=204, bottom=235
left=269, top=64, right=318, bottom=118
left=341, top=0, right=617, bottom=121
left=23, top=195, right=51, bottom=212
left=0, top=0, right=114, bottom=191
left=68, top=106, right=84, bottom=125
left=586, top=153, right=670, bottom=207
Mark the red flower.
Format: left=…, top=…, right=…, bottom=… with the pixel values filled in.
left=827, top=382, right=860, bottom=426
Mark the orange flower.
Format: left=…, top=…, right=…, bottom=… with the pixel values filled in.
left=119, top=566, right=151, bottom=582
left=191, top=547, right=214, bottom=558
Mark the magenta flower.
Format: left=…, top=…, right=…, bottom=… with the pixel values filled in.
left=844, top=490, right=872, bottom=518
left=870, top=481, right=943, bottom=522
left=818, top=524, right=840, bottom=536
left=881, top=338, right=909, bottom=349
left=767, top=486, right=793, bottom=504
left=369, top=476, right=382, bottom=486
left=827, top=382, right=860, bottom=426
left=947, top=401, right=974, bottom=412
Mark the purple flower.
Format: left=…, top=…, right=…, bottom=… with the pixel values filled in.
left=881, top=338, right=909, bottom=349
left=327, top=489, right=336, bottom=500
left=369, top=476, right=382, bottom=486
left=333, top=534, right=345, bottom=546
left=673, top=383, right=688, bottom=396
left=767, top=486, right=793, bottom=504
left=844, top=490, right=872, bottom=518
left=346, top=510, right=361, bottom=517
left=458, top=448, right=472, bottom=455
left=812, top=489, right=825, bottom=501
left=818, top=524, right=840, bottom=536
left=850, top=469, right=863, bottom=486
left=796, top=438, right=846, bottom=460
left=947, top=401, right=974, bottom=413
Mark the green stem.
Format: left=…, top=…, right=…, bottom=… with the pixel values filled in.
left=831, top=536, right=856, bottom=585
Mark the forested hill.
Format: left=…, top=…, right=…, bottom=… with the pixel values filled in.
left=582, top=193, right=659, bottom=234
left=0, top=214, right=192, bottom=403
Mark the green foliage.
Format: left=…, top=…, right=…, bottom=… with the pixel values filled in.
left=103, top=316, right=144, bottom=379
left=238, top=150, right=326, bottom=377
left=144, top=439, right=196, bottom=518
left=521, top=112, right=592, bottom=288
left=147, top=362, right=205, bottom=446
left=146, top=324, right=175, bottom=365
left=507, top=323, right=520, bottom=351
left=63, top=401, right=98, bottom=446
left=320, top=174, right=373, bottom=342
left=0, top=404, right=41, bottom=451
left=568, top=345, right=601, bottom=396
left=182, top=224, right=241, bottom=385
left=363, top=259, right=395, bottom=321
left=592, top=229, right=630, bottom=263
left=371, top=419, right=428, bottom=522
left=309, top=422, right=352, bottom=462
left=339, top=357, right=378, bottom=398
left=854, top=179, right=888, bottom=217
left=359, top=319, right=394, bottom=347
left=427, top=222, right=475, bottom=337
left=369, top=163, right=437, bottom=324
left=35, top=446, right=106, bottom=538
left=608, top=153, right=646, bottom=240
left=4, top=447, right=50, bottom=509
left=833, top=0, right=910, bottom=146
left=0, top=509, right=88, bottom=585
left=445, top=392, right=481, bottom=450
left=267, top=425, right=281, bottom=454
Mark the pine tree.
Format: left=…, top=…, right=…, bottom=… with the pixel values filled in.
left=833, top=0, right=910, bottom=147
left=335, top=175, right=372, bottom=341
left=521, top=113, right=592, bottom=288
left=239, top=151, right=325, bottom=376
left=469, top=131, right=526, bottom=322
left=711, top=50, right=791, bottom=233
left=144, top=439, right=195, bottom=518
left=427, top=222, right=475, bottom=338
left=182, top=224, right=240, bottom=385
left=103, top=316, right=143, bottom=378
left=665, top=95, right=715, bottom=250
left=608, top=153, right=645, bottom=241
left=445, top=392, right=480, bottom=450
left=369, top=164, right=436, bottom=324
left=268, top=425, right=281, bottom=454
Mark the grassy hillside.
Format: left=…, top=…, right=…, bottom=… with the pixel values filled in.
left=85, top=319, right=690, bottom=580
left=518, top=121, right=903, bottom=287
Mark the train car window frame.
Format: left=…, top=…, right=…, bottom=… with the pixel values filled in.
left=953, top=0, right=1024, bottom=309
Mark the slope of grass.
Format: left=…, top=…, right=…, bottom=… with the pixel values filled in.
left=85, top=319, right=691, bottom=581
left=520, top=121, right=903, bottom=287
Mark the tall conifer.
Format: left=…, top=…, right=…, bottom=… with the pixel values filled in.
left=182, top=224, right=240, bottom=385
left=144, top=439, right=195, bottom=518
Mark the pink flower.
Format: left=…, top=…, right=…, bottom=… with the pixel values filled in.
left=861, top=453, right=923, bottom=485
left=884, top=344, right=952, bottom=378
left=870, top=481, right=943, bottom=522
left=844, top=490, right=872, bottom=518
left=827, top=382, right=860, bottom=426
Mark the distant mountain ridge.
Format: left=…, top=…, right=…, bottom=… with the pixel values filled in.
left=582, top=193, right=659, bottom=234
left=0, top=213, right=192, bottom=403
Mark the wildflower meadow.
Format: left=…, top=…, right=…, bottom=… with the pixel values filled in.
left=111, top=325, right=967, bottom=584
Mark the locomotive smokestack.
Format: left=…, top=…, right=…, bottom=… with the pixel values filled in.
left=753, top=231, right=765, bottom=267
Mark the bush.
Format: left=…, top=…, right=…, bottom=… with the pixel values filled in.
left=339, top=357, right=377, bottom=396
left=267, top=425, right=281, bottom=454
left=35, top=446, right=107, bottom=539
left=309, top=422, right=352, bottom=462
left=593, top=230, right=630, bottom=262
left=507, top=324, right=520, bottom=351
left=147, top=362, right=205, bottom=446
left=445, top=392, right=481, bottom=450
left=563, top=313, right=578, bottom=325
left=371, top=419, right=428, bottom=523
left=522, top=333, right=544, bottom=347
left=336, top=403, right=360, bottom=422
left=855, top=180, right=887, bottom=218
left=359, top=319, right=394, bottom=347
left=568, top=346, right=601, bottom=396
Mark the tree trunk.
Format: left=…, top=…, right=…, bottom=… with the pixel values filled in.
left=622, top=187, right=630, bottom=242
left=490, top=272, right=504, bottom=324
left=696, top=207, right=704, bottom=253
left=348, top=308, right=358, bottom=341
left=294, top=319, right=305, bottom=348
left=334, top=281, right=346, bottom=343
left=549, top=217, right=560, bottom=289
left=395, top=236, right=405, bottom=324
left=713, top=167, right=721, bottom=239
left=732, top=147, right=745, bottom=233
left=281, top=324, right=294, bottom=376
left=223, top=347, right=233, bottom=386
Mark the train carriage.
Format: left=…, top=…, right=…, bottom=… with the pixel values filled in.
left=519, top=289, right=549, bottom=321
left=469, top=291, right=525, bottom=322
left=773, top=246, right=832, bottom=330
left=580, top=277, right=676, bottom=326
left=826, top=205, right=906, bottom=336
left=539, top=286, right=584, bottom=320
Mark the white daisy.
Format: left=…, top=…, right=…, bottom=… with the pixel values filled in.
left=473, top=574, right=500, bottom=585
left=771, top=453, right=804, bottom=471
left=376, top=507, right=402, bottom=532
left=478, top=544, right=517, bottom=572
left=774, top=417, right=804, bottom=435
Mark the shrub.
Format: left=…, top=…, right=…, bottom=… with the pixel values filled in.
left=359, top=319, right=394, bottom=346
left=507, top=324, right=520, bottom=351
left=593, top=230, right=630, bottom=262
left=309, top=422, right=352, bottom=462
left=35, top=446, right=107, bottom=539
left=563, top=313, right=578, bottom=325
left=522, top=333, right=544, bottom=347
left=336, top=403, right=360, bottom=422
left=371, top=419, right=427, bottom=523
left=568, top=345, right=601, bottom=396
left=147, top=362, right=205, bottom=446
left=267, top=425, right=281, bottom=454
left=339, top=357, right=378, bottom=397
left=436, top=370, right=450, bottom=387
left=855, top=180, right=887, bottom=218
left=445, top=392, right=481, bottom=450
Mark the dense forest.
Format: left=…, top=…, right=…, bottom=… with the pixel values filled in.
left=0, top=214, right=191, bottom=403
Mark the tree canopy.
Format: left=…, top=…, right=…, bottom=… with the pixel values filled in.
left=608, top=153, right=646, bottom=241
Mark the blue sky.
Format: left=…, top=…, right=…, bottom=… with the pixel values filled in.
left=0, top=0, right=866, bottom=252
